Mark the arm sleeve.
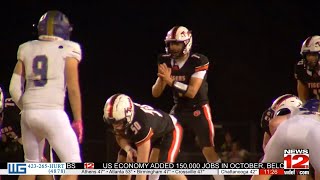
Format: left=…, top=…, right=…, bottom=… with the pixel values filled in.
left=191, top=54, right=209, bottom=79
left=193, top=54, right=209, bottom=72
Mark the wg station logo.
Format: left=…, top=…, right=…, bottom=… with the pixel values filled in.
left=8, top=163, right=27, bottom=174
left=284, top=149, right=309, bottom=169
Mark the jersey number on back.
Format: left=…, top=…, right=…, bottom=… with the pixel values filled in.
left=135, top=103, right=163, bottom=117
left=32, top=55, right=48, bottom=87
left=130, top=104, right=163, bottom=135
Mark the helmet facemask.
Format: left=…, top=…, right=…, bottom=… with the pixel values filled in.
left=104, top=116, right=130, bottom=135
left=301, top=36, right=320, bottom=71
left=166, top=41, right=186, bottom=59
left=303, top=52, right=320, bottom=71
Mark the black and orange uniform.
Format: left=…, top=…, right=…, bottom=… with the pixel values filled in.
left=158, top=53, right=214, bottom=148
left=122, top=103, right=183, bottom=162
left=0, top=97, right=23, bottom=162
left=295, top=59, right=320, bottom=99
left=1, top=97, right=52, bottom=163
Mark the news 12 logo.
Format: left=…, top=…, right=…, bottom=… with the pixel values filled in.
left=84, top=162, right=94, bottom=169
left=284, top=149, right=309, bottom=169
left=7, top=163, right=27, bottom=174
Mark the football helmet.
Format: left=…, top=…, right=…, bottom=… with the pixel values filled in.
left=300, top=36, right=320, bottom=55
left=103, top=94, right=135, bottom=130
left=302, top=99, right=320, bottom=113
left=270, top=94, right=302, bottom=113
left=165, top=26, right=192, bottom=55
left=37, top=10, right=73, bottom=40
left=300, top=35, right=320, bottom=70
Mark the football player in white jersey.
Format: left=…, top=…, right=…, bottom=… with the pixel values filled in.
left=260, top=94, right=303, bottom=152
left=252, top=99, right=320, bottom=180
left=260, top=94, right=310, bottom=180
left=9, top=10, right=83, bottom=180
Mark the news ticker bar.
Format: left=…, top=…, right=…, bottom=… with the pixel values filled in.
left=0, top=162, right=309, bottom=176
left=0, top=162, right=285, bottom=169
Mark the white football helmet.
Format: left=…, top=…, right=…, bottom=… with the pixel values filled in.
left=103, top=94, right=135, bottom=128
left=165, top=26, right=192, bottom=55
left=270, top=94, right=302, bottom=115
left=300, top=35, right=320, bottom=55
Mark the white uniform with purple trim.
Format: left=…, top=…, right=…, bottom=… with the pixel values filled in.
left=18, top=39, right=82, bottom=162
left=263, top=107, right=320, bottom=172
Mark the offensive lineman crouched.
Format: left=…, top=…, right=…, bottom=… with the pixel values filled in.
left=103, top=94, right=186, bottom=180
left=252, top=99, right=320, bottom=180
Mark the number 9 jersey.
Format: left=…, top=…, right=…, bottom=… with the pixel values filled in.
left=17, top=39, right=82, bottom=109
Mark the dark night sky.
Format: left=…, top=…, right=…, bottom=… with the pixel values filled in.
left=1, top=1, right=320, bottom=156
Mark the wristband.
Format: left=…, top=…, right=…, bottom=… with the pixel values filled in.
left=172, top=81, right=188, bottom=94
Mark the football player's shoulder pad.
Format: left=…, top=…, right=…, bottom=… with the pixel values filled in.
left=61, top=40, right=82, bottom=61
left=62, top=40, right=81, bottom=53
left=190, top=53, right=209, bottom=66
left=17, top=40, right=37, bottom=61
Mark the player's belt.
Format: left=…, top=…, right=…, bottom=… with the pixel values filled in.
left=176, top=102, right=207, bottom=108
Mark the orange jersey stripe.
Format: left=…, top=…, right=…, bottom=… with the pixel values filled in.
left=135, top=128, right=154, bottom=147
left=167, top=123, right=183, bottom=162
left=202, top=104, right=215, bottom=146
left=195, top=63, right=209, bottom=72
